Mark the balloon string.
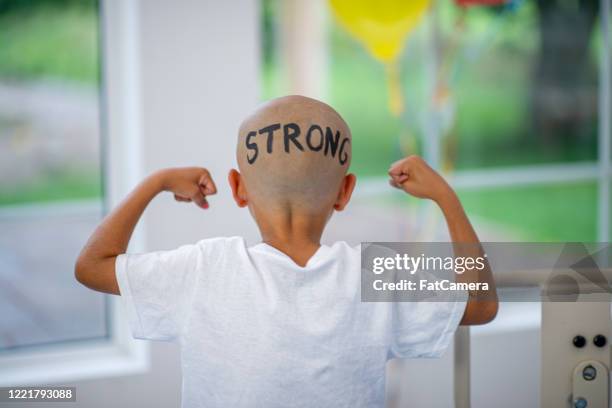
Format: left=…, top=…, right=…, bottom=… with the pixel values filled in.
left=385, top=62, right=404, bottom=116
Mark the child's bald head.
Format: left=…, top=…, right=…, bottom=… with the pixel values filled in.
left=235, top=95, right=352, bottom=215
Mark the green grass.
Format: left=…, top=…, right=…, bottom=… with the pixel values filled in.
left=0, top=169, right=101, bottom=206
left=457, top=182, right=597, bottom=242
left=0, top=2, right=98, bottom=83
left=376, top=182, right=598, bottom=242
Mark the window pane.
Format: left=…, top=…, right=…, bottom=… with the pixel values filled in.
left=0, top=0, right=106, bottom=350
left=458, top=182, right=597, bottom=242
left=262, top=0, right=600, bottom=175
left=261, top=0, right=602, bottom=243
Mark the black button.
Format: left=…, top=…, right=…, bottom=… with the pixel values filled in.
left=593, top=335, right=607, bottom=348
left=573, top=335, right=586, bottom=348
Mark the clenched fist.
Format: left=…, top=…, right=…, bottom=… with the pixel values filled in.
left=388, top=155, right=455, bottom=204
left=158, top=167, right=217, bottom=209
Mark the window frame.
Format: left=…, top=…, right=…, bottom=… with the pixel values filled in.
left=0, top=0, right=149, bottom=386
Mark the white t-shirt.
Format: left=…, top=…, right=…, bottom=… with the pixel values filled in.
left=116, top=237, right=467, bottom=408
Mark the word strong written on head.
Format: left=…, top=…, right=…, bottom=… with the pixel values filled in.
left=245, top=122, right=350, bottom=166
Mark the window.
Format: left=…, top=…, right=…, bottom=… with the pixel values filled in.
left=261, top=0, right=611, bottom=243
left=0, top=0, right=106, bottom=351
left=0, top=0, right=147, bottom=385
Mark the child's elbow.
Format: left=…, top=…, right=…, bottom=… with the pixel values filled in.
left=461, top=300, right=499, bottom=326
left=74, top=255, right=90, bottom=287
left=74, top=253, right=119, bottom=295
left=478, top=300, right=499, bottom=324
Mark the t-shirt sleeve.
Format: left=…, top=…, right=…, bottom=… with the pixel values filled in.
left=115, top=238, right=226, bottom=342
left=389, top=292, right=468, bottom=359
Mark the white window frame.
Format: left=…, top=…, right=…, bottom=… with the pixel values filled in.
left=0, top=0, right=149, bottom=386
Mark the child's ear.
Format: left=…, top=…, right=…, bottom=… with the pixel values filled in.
left=228, top=169, right=248, bottom=208
left=334, top=173, right=357, bottom=211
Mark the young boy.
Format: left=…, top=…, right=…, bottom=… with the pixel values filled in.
left=76, top=95, right=497, bottom=407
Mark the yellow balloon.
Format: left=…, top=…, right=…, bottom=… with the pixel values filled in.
left=329, top=0, right=430, bottom=63
left=329, top=0, right=430, bottom=115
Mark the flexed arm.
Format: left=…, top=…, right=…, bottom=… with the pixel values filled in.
left=388, top=155, right=498, bottom=325
left=75, top=168, right=217, bottom=294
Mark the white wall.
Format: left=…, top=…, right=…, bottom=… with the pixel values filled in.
left=138, top=0, right=261, bottom=247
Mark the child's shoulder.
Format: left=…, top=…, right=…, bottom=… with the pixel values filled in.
left=193, top=236, right=247, bottom=251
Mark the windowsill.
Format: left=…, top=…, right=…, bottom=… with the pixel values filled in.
left=0, top=341, right=149, bottom=387
left=0, top=297, right=149, bottom=386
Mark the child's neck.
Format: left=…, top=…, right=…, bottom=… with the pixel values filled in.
left=257, top=212, right=327, bottom=267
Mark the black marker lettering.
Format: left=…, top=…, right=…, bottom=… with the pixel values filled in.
left=324, top=127, right=340, bottom=158
left=338, top=137, right=350, bottom=165
left=247, top=122, right=347, bottom=166
left=306, top=125, right=324, bottom=151
left=246, top=131, right=258, bottom=164
left=283, top=123, right=304, bottom=153
left=259, top=123, right=281, bottom=154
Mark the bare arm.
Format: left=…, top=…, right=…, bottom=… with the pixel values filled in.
left=437, top=191, right=498, bottom=325
left=388, top=155, right=498, bottom=325
left=75, top=167, right=217, bottom=294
